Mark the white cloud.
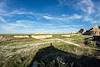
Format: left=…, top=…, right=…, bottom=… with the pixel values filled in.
left=83, top=16, right=92, bottom=22
left=77, top=0, right=94, bottom=15
left=77, top=0, right=100, bottom=23
left=0, top=0, right=99, bottom=33
left=9, top=20, right=33, bottom=29
left=67, top=14, right=82, bottom=19
left=58, top=0, right=97, bottom=23
left=0, top=19, right=35, bottom=33
left=43, top=16, right=54, bottom=20
left=58, top=0, right=95, bottom=15
left=1, top=23, right=16, bottom=33
left=43, top=14, right=82, bottom=21
left=9, top=10, right=33, bottom=15
left=0, top=16, right=7, bottom=23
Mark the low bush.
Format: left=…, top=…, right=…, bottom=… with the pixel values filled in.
left=84, top=38, right=96, bottom=48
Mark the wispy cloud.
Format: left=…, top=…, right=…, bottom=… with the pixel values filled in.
left=43, top=14, right=82, bottom=21
left=0, top=0, right=99, bottom=33
left=77, top=0, right=100, bottom=23
left=0, top=16, right=7, bottom=23
left=0, top=8, right=84, bottom=33
left=0, top=19, right=35, bottom=33
left=77, top=0, right=94, bottom=15
left=58, top=0, right=100, bottom=23
left=58, top=0, right=95, bottom=15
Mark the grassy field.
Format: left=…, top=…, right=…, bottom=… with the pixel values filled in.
left=32, top=42, right=100, bottom=67
left=0, top=41, right=99, bottom=67
left=0, top=42, right=51, bottom=67
left=0, top=38, right=42, bottom=46
left=0, top=34, right=99, bottom=67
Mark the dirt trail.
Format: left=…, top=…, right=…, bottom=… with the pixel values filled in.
left=42, top=38, right=81, bottom=47
left=0, top=38, right=100, bottom=51
left=42, top=38, right=100, bottom=50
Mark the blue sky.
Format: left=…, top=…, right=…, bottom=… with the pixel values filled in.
left=0, top=0, right=100, bottom=34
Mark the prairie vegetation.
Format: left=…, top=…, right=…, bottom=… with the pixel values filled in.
left=32, top=42, right=100, bottom=67
left=0, top=34, right=100, bottom=67
left=0, top=41, right=50, bottom=67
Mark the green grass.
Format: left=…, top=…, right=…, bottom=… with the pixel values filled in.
left=0, top=38, right=42, bottom=46
left=0, top=41, right=98, bottom=67
left=52, top=42, right=96, bottom=56
left=0, top=42, right=50, bottom=67
left=52, top=34, right=87, bottom=45
left=32, top=42, right=99, bottom=67
left=0, top=34, right=98, bottom=67
left=70, top=35, right=86, bottom=44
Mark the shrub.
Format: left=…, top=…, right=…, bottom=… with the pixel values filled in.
left=84, top=38, right=96, bottom=48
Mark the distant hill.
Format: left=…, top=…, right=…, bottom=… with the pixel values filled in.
left=82, top=26, right=100, bottom=36
left=83, top=28, right=93, bottom=35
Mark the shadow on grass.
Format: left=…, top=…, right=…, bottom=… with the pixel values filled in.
left=30, top=45, right=100, bottom=67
